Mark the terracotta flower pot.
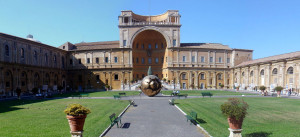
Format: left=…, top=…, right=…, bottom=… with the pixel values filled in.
left=276, top=91, right=281, bottom=97
left=66, top=115, right=87, bottom=131
left=228, top=117, right=243, bottom=129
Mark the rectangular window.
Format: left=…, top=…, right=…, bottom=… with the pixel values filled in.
left=182, top=74, right=186, bottom=79
left=201, top=74, right=205, bottom=79
left=70, top=59, right=73, bottom=65
left=183, top=56, right=186, bottom=62
left=192, top=56, right=195, bottom=62
left=105, top=57, right=108, bottom=63
left=219, top=57, right=222, bottom=63
left=78, top=59, right=81, bottom=64
left=173, top=39, right=176, bottom=47
left=96, top=58, right=99, bottom=63
left=142, top=74, right=145, bottom=78
left=142, top=44, right=144, bottom=49
left=161, top=57, right=164, bottom=63
left=87, top=58, right=90, bottom=64
left=136, top=43, right=139, bottom=48
left=227, top=58, right=230, bottom=63
left=210, top=57, right=213, bottom=63
left=161, top=43, right=164, bottom=48
left=136, top=74, right=139, bottom=79
left=155, top=43, right=158, bottom=49
left=166, top=57, right=167, bottom=62
left=141, top=58, right=145, bottom=64
left=148, top=44, right=151, bottom=49
left=114, top=74, right=119, bottom=80
left=123, top=40, right=126, bottom=46
left=155, top=58, right=159, bottom=64
left=201, top=56, right=205, bottom=62
left=96, top=75, right=100, bottom=80
left=148, top=58, right=152, bottom=64
left=136, top=58, right=139, bottom=63
left=114, top=57, right=118, bottom=63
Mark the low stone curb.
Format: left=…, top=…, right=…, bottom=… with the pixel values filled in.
left=174, top=105, right=213, bottom=137
left=99, top=101, right=132, bottom=137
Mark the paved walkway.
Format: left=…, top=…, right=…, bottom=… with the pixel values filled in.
left=104, top=94, right=206, bottom=137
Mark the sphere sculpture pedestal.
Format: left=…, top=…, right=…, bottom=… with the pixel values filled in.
left=140, top=75, right=162, bottom=97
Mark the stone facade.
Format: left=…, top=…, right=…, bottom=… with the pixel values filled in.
left=232, top=51, right=300, bottom=92
left=1, top=10, right=256, bottom=94
left=0, top=33, right=67, bottom=96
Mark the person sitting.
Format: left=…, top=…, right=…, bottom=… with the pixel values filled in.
left=176, top=90, right=180, bottom=95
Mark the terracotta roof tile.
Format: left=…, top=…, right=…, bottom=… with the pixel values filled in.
left=180, top=43, right=231, bottom=50
left=72, top=41, right=120, bottom=50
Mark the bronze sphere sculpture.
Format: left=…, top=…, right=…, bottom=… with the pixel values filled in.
left=140, top=75, right=162, bottom=97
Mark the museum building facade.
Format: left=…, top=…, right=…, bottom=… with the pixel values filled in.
left=1, top=10, right=263, bottom=95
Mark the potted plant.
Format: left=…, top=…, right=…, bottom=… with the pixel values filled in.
left=259, top=86, right=266, bottom=96
left=105, top=84, right=110, bottom=91
left=16, top=87, right=22, bottom=99
left=221, top=98, right=249, bottom=129
left=236, top=86, right=240, bottom=91
left=274, top=86, right=283, bottom=97
left=64, top=104, right=91, bottom=132
left=32, top=87, right=39, bottom=95
left=220, top=84, right=224, bottom=89
left=190, top=84, right=194, bottom=89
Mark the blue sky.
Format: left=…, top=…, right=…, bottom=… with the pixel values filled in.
left=0, top=0, right=300, bottom=59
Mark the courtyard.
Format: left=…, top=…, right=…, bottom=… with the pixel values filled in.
left=0, top=90, right=299, bottom=137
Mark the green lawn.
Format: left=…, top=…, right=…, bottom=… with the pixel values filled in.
left=0, top=99, right=128, bottom=137
left=53, top=91, right=140, bottom=97
left=161, top=90, right=257, bottom=96
left=176, top=97, right=300, bottom=137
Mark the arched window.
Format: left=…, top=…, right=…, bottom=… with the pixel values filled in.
left=272, top=68, right=278, bottom=75
left=61, top=56, right=65, bottom=68
left=33, top=51, right=37, bottom=60
left=242, top=72, right=245, bottom=76
left=287, top=67, right=293, bottom=74
left=20, top=48, right=25, bottom=58
left=53, top=55, right=57, bottom=64
left=250, top=71, right=253, bottom=76
left=45, top=53, right=48, bottom=65
left=5, top=45, right=9, bottom=56
left=260, top=69, right=264, bottom=76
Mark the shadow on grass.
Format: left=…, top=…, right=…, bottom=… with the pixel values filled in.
left=52, top=90, right=105, bottom=98
left=196, top=118, right=207, bottom=124
left=0, top=99, right=48, bottom=113
left=245, top=132, right=272, bottom=137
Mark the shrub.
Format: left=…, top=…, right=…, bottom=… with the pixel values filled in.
left=259, top=86, right=266, bottom=91
left=274, top=86, right=283, bottom=91
left=58, top=86, right=63, bottom=91
left=64, top=104, right=91, bottom=116
left=163, top=78, right=166, bottom=81
left=220, top=84, right=224, bottom=88
left=220, top=98, right=249, bottom=120
left=105, top=84, right=110, bottom=89
left=32, top=88, right=39, bottom=94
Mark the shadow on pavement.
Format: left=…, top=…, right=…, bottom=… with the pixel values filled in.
left=121, top=123, right=131, bottom=129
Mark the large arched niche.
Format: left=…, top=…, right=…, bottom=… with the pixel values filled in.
left=132, top=29, right=167, bottom=80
